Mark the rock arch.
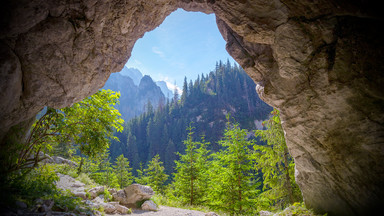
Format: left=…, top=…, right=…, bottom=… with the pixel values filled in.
left=0, top=1, right=383, bottom=215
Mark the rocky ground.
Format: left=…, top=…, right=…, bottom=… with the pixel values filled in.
left=106, top=206, right=209, bottom=216
left=55, top=172, right=217, bottom=216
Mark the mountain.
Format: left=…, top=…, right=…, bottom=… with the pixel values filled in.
left=156, top=81, right=174, bottom=98
left=137, top=75, right=166, bottom=113
left=119, top=67, right=143, bottom=86
left=109, top=60, right=273, bottom=176
left=102, top=73, right=165, bottom=121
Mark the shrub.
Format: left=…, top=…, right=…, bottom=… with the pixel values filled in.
left=23, top=164, right=59, bottom=199
left=103, top=187, right=113, bottom=202
left=76, top=173, right=96, bottom=187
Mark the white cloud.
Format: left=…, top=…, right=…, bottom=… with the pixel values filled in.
left=165, top=81, right=182, bottom=95
left=152, top=46, right=165, bottom=58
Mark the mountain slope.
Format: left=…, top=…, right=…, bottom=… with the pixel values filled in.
left=102, top=73, right=165, bottom=121
left=109, top=61, right=273, bottom=175
left=120, top=67, right=143, bottom=86
left=156, top=81, right=173, bottom=99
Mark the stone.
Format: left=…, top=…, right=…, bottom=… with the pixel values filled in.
left=108, top=188, right=117, bottom=195
left=72, top=182, right=85, bottom=188
left=73, top=192, right=87, bottom=200
left=141, top=200, right=157, bottom=211
left=52, top=156, right=78, bottom=167
left=92, top=196, right=116, bottom=214
left=111, top=189, right=126, bottom=204
left=88, top=186, right=104, bottom=199
left=109, top=202, right=130, bottom=214
left=55, top=173, right=86, bottom=197
left=1, top=1, right=383, bottom=215
left=259, top=210, right=273, bottom=216
left=205, top=212, right=219, bottom=216
left=123, top=184, right=154, bottom=205
left=15, top=200, right=27, bottom=209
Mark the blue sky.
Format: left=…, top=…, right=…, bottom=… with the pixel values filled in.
left=124, top=8, right=235, bottom=91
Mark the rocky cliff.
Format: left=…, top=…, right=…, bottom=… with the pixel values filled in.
left=0, top=1, right=383, bottom=215
left=103, top=73, right=165, bottom=121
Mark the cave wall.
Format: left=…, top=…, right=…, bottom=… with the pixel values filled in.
left=0, top=0, right=383, bottom=215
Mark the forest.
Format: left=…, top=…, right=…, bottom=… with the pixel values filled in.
left=0, top=61, right=316, bottom=216
left=108, top=60, right=273, bottom=176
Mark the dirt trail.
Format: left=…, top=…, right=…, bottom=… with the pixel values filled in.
left=107, top=205, right=207, bottom=216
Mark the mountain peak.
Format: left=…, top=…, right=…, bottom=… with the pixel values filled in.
left=120, top=67, right=143, bottom=85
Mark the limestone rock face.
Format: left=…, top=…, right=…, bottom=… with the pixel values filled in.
left=0, top=1, right=383, bottom=215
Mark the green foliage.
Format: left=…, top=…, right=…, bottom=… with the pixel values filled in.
left=138, top=155, right=168, bottom=194
left=52, top=190, right=85, bottom=212
left=207, top=115, right=260, bottom=215
left=0, top=164, right=92, bottom=214
left=76, top=173, right=96, bottom=187
left=113, top=154, right=133, bottom=189
left=108, top=61, right=272, bottom=176
left=103, top=187, right=113, bottom=202
left=6, top=89, right=124, bottom=175
left=53, top=163, right=75, bottom=175
left=135, top=162, right=147, bottom=185
left=254, top=109, right=302, bottom=211
left=22, top=164, right=59, bottom=198
left=274, top=202, right=321, bottom=216
left=172, top=124, right=211, bottom=205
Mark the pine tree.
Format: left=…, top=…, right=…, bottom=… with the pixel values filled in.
left=172, top=125, right=210, bottom=205
left=181, top=77, right=188, bottom=105
left=113, top=154, right=133, bottom=189
left=254, top=109, right=302, bottom=211
left=208, top=115, right=259, bottom=215
left=135, top=162, right=148, bottom=185
left=143, top=154, right=168, bottom=194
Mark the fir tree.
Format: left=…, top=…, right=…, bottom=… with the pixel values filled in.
left=143, top=154, right=168, bottom=194
left=172, top=125, right=210, bottom=205
left=254, top=109, right=302, bottom=211
left=207, top=115, right=259, bottom=215
left=113, top=154, right=133, bottom=189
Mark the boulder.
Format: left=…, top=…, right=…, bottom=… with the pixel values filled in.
left=205, top=212, right=219, bottom=216
left=141, top=200, right=157, bottom=211
left=15, top=200, right=27, bottom=209
left=52, top=156, right=78, bottom=166
left=259, top=211, right=273, bottom=216
left=123, top=184, right=154, bottom=205
left=108, top=188, right=117, bottom=195
left=109, top=202, right=130, bottom=214
left=55, top=173, right=86, bottom=198
left=92, top=197, right=116, bottom=214
left=73, top=191, right=87, bottom=200
left=88, top=186, right=104, bottom=199
left=111, top=189, right=126, bottom=204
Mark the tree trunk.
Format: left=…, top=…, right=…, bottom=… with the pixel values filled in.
left=283, top=146, right=294, bottom=204
left=77, top=153, right=84, bottom=175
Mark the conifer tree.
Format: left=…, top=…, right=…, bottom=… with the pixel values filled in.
left=254, top=109, right=302, bottom=210
left=181, top=77, right=188, bottom=105
left=113, top=154, right=133, bottom=189
left=172, top=125, right=210, bottom=205
left=208, top=115, right=259, bottom=215
left=135, top=162, right=148, bottom=185
left=143, top=154, right=168, bottom=194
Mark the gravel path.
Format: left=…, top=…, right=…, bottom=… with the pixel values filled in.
left=107, top=206, right=207, bottom=216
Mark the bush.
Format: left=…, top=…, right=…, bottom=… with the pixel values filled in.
left=103, top=187, right=113, bottom=202
left=21, top=164, right=59, bottom=200
left=76, top=173, right=96, bottom=187
left=274, top=202, right=322, bottom=216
